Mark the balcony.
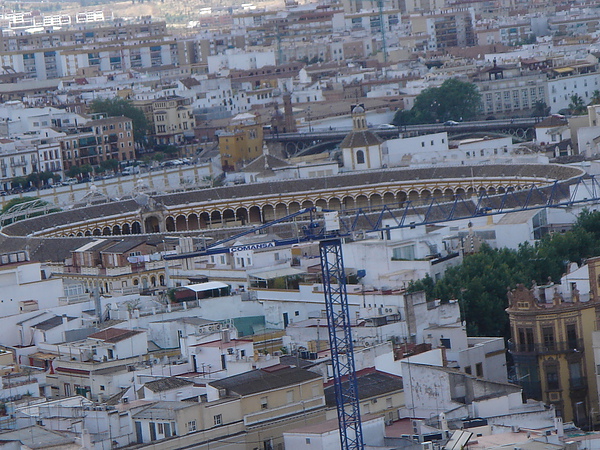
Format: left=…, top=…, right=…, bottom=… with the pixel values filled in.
left=570, top=377, right=587, bottom=392
left=508, top=339, right=584, bottom=355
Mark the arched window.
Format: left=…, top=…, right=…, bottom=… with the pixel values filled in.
left=356, top=150, right=365, bottom=164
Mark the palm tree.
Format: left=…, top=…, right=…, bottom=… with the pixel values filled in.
left=568, top=95, right=586, bottom=115
left=590, top=90, right=600, bottom=106
left=532, top=100, right=550, bottom=118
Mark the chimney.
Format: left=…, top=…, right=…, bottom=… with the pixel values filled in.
left=221, top=329, right=230, bottom=343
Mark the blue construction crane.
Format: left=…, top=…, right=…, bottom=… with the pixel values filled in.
left=163, top=174, right=600, bottom=450
left=166, top=207, right=367, bottom=449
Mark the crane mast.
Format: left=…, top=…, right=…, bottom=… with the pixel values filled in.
left=164, top=175, right=600, bottom=450
left=320, top=238, right=365, bottom=450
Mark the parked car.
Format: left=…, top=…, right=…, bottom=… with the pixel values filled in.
left=121, top=166, right=140, bottom=176
left=377, top=124, right=396, bottom=130
left=444, top=120, right=459, bottom=126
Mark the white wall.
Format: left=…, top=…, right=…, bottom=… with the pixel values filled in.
left=0, top=263, right=64, bottom=317
left=458, top=337, right=507, bottom=383
left=386, top=132, right=449, bottom=166
left=283, top=415, right=385, bottom=449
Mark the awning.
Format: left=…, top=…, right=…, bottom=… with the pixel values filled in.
left=184, top=281, right=229, bottom=292
left=249, top=267, right=305, bottom=280
left=553, top=67, right=573, bottom=73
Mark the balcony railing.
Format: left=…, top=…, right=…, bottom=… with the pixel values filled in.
left=570, top=377, right=587, bottom=391
left=508, top=339, right=584, bottom=355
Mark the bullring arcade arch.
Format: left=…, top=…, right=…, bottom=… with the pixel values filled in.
left=62, top=184, right=519, bottom=236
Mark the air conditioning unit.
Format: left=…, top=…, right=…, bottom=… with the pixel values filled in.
left=421, top=442, right=434, bottom=450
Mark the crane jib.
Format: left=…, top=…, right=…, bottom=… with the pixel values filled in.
left=229, top=242, right=276, bottom=253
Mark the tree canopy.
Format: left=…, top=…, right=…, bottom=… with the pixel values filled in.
left=393, top=78, right=481, bottom=125
left=568, top=95, right=587, bottom=115
left=532, top=100, right=550, bottom=118
left=89, top=97, right=148, bottom=143
left=408, top=209, right=600, bottom=338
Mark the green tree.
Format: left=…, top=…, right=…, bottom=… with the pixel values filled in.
left=80, top=164, right=94, bottom=176
left=531, top=100, right=550, bottom=118
left=392, top=109, right=415, bottom=127
left=155, top=144, right=179, bottom=156
left=568, top=94, right=586, bottom=115
left=590, top=90, right=600, bottom=106
left=393, top=78, right=481, bottom=125
left=26, top=172, right=41, bottom=189
left=11, top=176, right=28, bottom=189
left=39, top=171, right=54, bottom=186
left=100, top=158, right=120, bottom=173
left=152, top=152, right=166, bottom=163
left=89, top=97, right=148, bottom=143
left=66, top=166, right=81, bottom=179
left=407, top=209, right=600, bottom=338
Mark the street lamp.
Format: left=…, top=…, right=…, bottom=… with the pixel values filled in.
left=307, top=107, right=313, bottom=133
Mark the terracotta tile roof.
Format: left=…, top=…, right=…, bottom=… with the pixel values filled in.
left=340, top=129, right=383, bottom=148
left=210, top=367, right=321, bottom=396
left=88, top=327, right=143, bottom=343
left=143, top=377, right=194, bottom=393
left=324, top=369, right=403, bottom=406
left=536, top=116, right=567, bottom=128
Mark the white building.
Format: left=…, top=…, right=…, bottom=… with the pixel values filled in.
left=0, top=258, right=64, bottom=319
left=207, top=50, right=276, bottom=74
left=385, top=132, right=449, bottom=166
left=284, top=415, right=385, bottom=450
left=547, top=69, right=600, bottom=113
left=400, top=351, right=556, bottom=428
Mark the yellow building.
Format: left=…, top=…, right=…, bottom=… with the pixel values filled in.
left=209, top=367, right=326, bottom=449
left=218, top=112, right=264, bottom=171
left=507, top=261, right=600, bottom=427
left=151, top=96, right=195, bottom=145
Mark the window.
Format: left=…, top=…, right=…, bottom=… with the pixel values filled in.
left=566, top=324, right=578, bottom=349
left=542, top=326, right=555, bottom=351
left=261, top=396, right=268, bottom=409
left=392, top=245, right=415, bottom=260
left=158, top=423, right=163, bottom=434
left=187, top=420, right=197, bottom=432
left=475, top=363, right=483, bottom=377
left=356, top=150, right=365, bottom=164
left=214, top=414, right=222, bottom=426
left=546, top=366, right=559, bottom=390
left=440, top=338, right=451, bottom=349
left=286, top=390, right=294, bottom=403
left=306, top=438, right=311, bottom=444
left=100, top=385, right=105, bottom=391
left=465, top=366, right=472, bottom=374
left=569, top=362, right=584, bottom=388
left=518, top=327, right=534, bottom=352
